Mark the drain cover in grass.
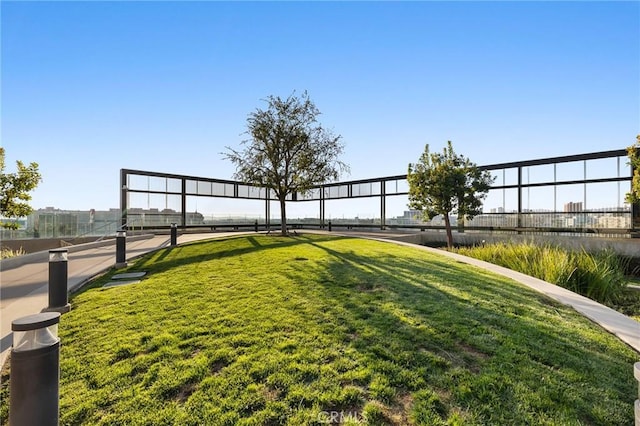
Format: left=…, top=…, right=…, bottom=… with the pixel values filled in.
left=103, top=280, right=141, bottom=289
left=112, top=272, right=147, bottom=280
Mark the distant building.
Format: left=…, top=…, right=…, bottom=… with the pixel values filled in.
left=563, top=202, right=583, bottom=212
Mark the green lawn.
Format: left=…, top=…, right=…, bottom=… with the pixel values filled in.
left=1, top=234, right=638, bottom=425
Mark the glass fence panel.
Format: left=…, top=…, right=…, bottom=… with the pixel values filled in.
left=287, top=200, right=319, bottom=223
left=384, top=179, right=408, bottom=194
left=586, top=157, right=619, bottom=180
left=515, top=212, right=629, bottom=229
left=352, top=183, right=371, bottom=197
left=482, top=188, right=518, bottom=213
left=298, top=188, right=320, bottom=200
left=167, top=178, right=182, bottom=193
left=225, top=183, right=235, bottom=197
left=504, top=168, right=518, bottom=186
left=467, top=214, right=518, bottom=228
left=186, top=197, right=262, bottom=224
left=523, top=164, right=555, bottom=184
left=127, top=174, right=149, bottom=191
left=556, top=160, right=584, bottom=182
left=385, top=195, right=416, bottom=224
left=128, top=192, right=149, bottom=210
left=385, top=180, right=397, bottom=194
left=127, top=193, right=181, bottom=212
left=198, top=181, right=212, bottom=196
left=149, top=193, right=170, bottom=210
left=620, top=156, right=632, bottom=178
left=328, top=186, right=340, bottom=199
left=585, top=182, right=624, bottom=211
left=247, top=186, right=264, bottom=199
left=371, top=181, right=381, bottom=195
left=396, top=179, right=409, bottom=193
left=149, top=176, right=167, bottom=192
left=524, top=186, right=554, bottom=212
left=325, top=198, right=381, bottom=225
left=186, top=180, right=198, bottom=194
left=212, top=182, right=226, bottom=196
left=489, top=170, right=503, bottom=187
left=556, top=184, right=584, bottom=212
left=238, top=185, right=250, bottom=198
left=590, top=212, right=630, bottom=229
left=620, top=182, right=632, bottom=210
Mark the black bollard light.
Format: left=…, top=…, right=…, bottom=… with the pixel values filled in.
left=170, top=223, right=178, bottom=246
left=254, top=220, right=258, bottom=233
left=115, top=230, right=127, bottom=269
left=46, top=249, right=70, bottom=313
left=10, top=312, right=61, bottom=426
left=328, top=220, right=332, bottom=232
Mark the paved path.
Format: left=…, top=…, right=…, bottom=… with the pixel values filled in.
left=0, top=232, right=240, bottom=367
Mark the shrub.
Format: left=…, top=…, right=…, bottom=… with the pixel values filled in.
left=455, top=242, right=627, bottom=305
left=0, top=246, right=26, bottom=259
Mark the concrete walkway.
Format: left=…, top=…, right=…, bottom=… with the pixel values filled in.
left=338, top=230, right=640, bottom=354
left=0, top=232, right=240, bottom=367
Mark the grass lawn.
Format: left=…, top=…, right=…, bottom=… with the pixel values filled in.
left=1, top=234, right=638, bottom=425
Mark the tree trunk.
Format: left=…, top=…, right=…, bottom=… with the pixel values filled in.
left=279, top=196, right=287, bottom=236
left=444, top=213, right=453, bottom=249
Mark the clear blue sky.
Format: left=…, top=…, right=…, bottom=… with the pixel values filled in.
left=2, top=1, right=639, bottom=215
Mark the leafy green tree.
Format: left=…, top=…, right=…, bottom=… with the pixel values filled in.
left=625, top=134, right=640, bottom=204
left=225, top=92, right=348, bottom=235
left=0, top=148, right=42, bottom=229
left=407, top=141, right=494, bottom=248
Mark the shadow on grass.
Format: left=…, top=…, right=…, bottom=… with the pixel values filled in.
left=280, top=239, right=637, bottom=423
left=119, top=234, right=355, bottom=282
left=57, top=234, right=636, bottom=425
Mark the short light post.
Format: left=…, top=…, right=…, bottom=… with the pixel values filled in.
left=10, top=312, right=61, bottom=426
left=116, top=230, right=127, bottom=269
left=254, top=220, right=258, bottom=233
left=328, top=220, right=332, bottom=232
left=170, top=223, right=178, bottom=246
left=46, top=249, right=70, bottom=313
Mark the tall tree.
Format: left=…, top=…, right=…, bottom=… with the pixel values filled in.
left=625, top=134, right=640, bottom=204
left=0, top=147, right=42, bottom=229
left=225, top=92, right=348, bottom=235
left=407, top=141, right=494, bottom=248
